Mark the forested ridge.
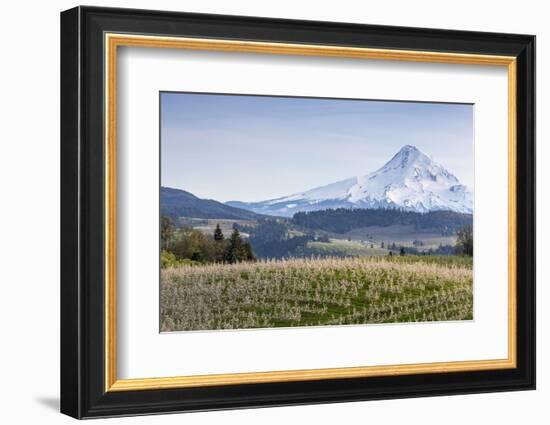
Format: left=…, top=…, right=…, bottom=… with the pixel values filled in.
left=292, top=208, right=473, bottom=234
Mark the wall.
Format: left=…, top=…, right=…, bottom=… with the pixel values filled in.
left=0, top=1, right=545, bottom=423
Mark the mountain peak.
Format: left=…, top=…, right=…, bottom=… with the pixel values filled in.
left=379, top=144, right=429, bottom=173
left=227, top=146, right=472, bottom=217
left=400, top=144, right=420, bottom=152
left=394, top=144, right=425, bottom=160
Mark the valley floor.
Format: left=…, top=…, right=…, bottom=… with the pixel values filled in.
left=160, top=255, right=473, bottom=332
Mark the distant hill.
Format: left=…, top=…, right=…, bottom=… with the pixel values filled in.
left=161, top=187, right=262, bottom=221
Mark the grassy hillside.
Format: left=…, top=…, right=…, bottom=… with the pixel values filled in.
left=160, top=255, right=473, bottom=331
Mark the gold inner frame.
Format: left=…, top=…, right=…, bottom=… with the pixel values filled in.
left=104, top=33, right=517, bottom=392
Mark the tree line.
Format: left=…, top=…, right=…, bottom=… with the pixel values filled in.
left=292, top=208, right=473, bottom=235
left=160, top=214, right=473, bottom=269
left=161, top=216, right=255, bottom=268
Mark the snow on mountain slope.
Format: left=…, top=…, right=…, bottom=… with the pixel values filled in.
left=226, top=145, right=473, bottom=217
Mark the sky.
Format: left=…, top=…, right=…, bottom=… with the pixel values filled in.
left=161, top=92, right=474, bottom=203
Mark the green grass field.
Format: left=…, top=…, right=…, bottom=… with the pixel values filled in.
left=160, top=255, right=473, bottom=331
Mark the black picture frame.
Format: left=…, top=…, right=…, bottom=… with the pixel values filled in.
left=61, top=5, right=535, bottom=419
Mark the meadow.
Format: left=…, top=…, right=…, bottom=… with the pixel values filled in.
left=160, top=255, right=473, bottom=332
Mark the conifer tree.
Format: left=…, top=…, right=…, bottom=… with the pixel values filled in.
left=225, top=228, right=244, bottom=264
left=214, top=223, right=224, bottom=241
left=242, top=242, right=256, bottom=262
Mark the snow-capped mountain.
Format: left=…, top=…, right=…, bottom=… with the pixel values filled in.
left=227, top=145, right=473, bottom=217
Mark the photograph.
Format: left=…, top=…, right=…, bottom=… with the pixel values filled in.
left=159, top=92, right=475, bottom=332
left=58, top=5, right=536, bottom=419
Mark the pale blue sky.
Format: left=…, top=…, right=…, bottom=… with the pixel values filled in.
left=161, top=92, right=474, bottom=202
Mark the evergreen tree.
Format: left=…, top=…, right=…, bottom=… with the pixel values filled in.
left=242, top=242, right=256, bottom=262
left=225, top=228, right=244, bottom=264
left=214, top=223, right=224, bottom=241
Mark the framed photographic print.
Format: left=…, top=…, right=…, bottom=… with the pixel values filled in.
left=60, top=6, right=535, bottom=419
